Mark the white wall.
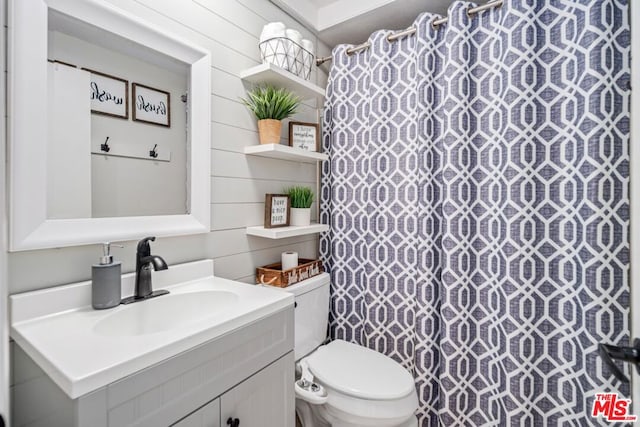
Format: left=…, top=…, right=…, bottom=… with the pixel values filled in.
left=7, top=0, right=330, bottom=291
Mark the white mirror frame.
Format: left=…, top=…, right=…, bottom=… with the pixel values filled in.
left=8, top=0, right=211, bottom=251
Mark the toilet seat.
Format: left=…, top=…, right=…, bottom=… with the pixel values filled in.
left=299, top=340, right=419, bottom=426
left=280, top=275, right=418, bottom=426
left=306, top=340, right=415, bottom=400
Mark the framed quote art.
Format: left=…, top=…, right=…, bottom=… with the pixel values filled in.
left=264, top=194, right=290, bottom=228
left=83, top=68, right=128, bottom=119
left=132, top=83, right=171, bottom=127
left=289, top=122, right=319, bottom=152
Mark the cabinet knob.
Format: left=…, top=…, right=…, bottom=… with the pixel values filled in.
left=227, top=417, right=240, bottom=427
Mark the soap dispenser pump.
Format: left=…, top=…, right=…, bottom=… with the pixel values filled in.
left=92, top=242, right=122, bottom=309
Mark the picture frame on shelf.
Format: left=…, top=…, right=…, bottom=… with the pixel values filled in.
left=264, top=194, right=291, bottom=228
left=132, top=83, right=171, bottom=127
left=83, top=68, right=129, bottom=119
left=289, top=121, right=319, bottom=152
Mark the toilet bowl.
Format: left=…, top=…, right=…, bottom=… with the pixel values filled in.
left=297, top=339, right=419, bottom=426
left=273, top=273, right=418, bottom=427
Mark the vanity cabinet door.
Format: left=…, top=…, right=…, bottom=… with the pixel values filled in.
left=220, top=352, right=294, bottom=427
left=171, top=398, right=220, bottom=427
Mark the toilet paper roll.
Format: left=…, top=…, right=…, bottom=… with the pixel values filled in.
left=282, top=251, right=298, bottom=271
left=260, top=22, right=286, bottom=43
left=301, top=39, right=314, bottom=80
left=260, top=22, right=288, bottom=69
left=285, top=29, right=302, bottom=75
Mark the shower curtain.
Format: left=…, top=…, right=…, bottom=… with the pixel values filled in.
left=319, top=1, right=630, bottom=425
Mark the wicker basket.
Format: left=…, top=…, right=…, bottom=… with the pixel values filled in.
left=257, top=258, right=323, bottom=287
left=259, top=37, right=313, bottom=80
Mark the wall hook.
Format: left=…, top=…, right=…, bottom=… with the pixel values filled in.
left=149, top=144, right=159, bottom=158
left=101, top=136, right=110, bottom=153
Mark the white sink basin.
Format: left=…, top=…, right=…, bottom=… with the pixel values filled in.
left=9, top=260, right=295, bottom=398
left=94, top=290, right=239, bottom=336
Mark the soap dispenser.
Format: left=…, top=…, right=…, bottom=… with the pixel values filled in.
left=92, top=242, right=122, bottom=309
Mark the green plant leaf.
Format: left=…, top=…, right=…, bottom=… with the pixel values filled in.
left=240, top=85, right=300, bottom=120
left=284, top=186, right=314, bottom=208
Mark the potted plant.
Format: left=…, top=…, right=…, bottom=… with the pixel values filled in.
left=241, top=85, right=300, bottom=144
left=285, top=186, right=313, bottom=226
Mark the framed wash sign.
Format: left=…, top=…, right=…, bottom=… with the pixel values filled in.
left=289, top=122, right=319, bottom=152
left=264, top=194, right=290, bottom=228
left=132, top=83, right=171, bottom=127
left=83, top=69, right=129, bottom=119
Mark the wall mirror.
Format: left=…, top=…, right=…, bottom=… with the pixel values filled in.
left=9, top=0, right=211, bottom=251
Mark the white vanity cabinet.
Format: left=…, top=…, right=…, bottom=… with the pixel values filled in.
left=174, top=352, right=294, bottom=427
left=220, top=352, right=295, bottom=426
left=173, top=399, right=220, bottom=427
left=12, top=306, right=294, bottom=427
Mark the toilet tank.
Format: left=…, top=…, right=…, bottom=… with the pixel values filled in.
left=276, top=273, right=330, bottom=360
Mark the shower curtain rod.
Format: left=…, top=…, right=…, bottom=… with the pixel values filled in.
left=315, top=0, right=503, bottom=66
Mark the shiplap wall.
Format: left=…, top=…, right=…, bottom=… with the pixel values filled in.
left=7, top=0, right=331, bottom=294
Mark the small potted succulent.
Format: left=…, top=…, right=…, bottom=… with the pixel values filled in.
left=285, top=186, right=314, bottom=226
left=241, top=85, right=300, bottom=144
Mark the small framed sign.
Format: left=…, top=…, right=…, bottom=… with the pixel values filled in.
left=264, top=194, right=290, bottom=228
left=289, top=122, right=319, bottom=152
left=83, top=68, right=129, bottom=119
left=132, top=83, right=171, bottom=127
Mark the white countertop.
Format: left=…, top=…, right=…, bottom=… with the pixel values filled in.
left=9, top=260, right=293, bottom=399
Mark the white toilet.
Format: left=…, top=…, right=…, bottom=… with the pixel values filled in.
left=275, top=273, right=419, bottom=427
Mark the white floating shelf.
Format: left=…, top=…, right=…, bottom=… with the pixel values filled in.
left=244, top=144, right=327, bottom=163
left=239, top=63, right=325, bottom=102
left=246, top=223, right=329, bottom=239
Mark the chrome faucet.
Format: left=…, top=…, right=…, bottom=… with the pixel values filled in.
left=121, top=236, right=169, bottom=304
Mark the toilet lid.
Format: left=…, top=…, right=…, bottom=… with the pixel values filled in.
left=306, top=340, right=415, bottom=400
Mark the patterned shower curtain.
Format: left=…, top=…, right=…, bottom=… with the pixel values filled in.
left=319, top=1, right=630, bottom=425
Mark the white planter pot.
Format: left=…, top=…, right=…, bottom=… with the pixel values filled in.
left=290, top=208, right=311, bottom=226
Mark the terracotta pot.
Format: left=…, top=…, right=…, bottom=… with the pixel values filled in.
left=257, top=119, right=282, bottom=144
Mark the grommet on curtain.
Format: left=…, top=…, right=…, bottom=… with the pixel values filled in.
left=386, top=27, right=417, bottom=42
left=345, top=42, right=371, bottom=56
left=468, top=1, right=503, bottom=19
left=466, top=5, right=476, bottom=19
left=432, top=15, right=448, bottom=29
left=489, top=0, right=503, bottom=10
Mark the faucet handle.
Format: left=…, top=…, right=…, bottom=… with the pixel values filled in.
left=137, top=236, right=156, bottom=256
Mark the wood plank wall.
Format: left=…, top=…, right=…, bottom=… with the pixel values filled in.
left=7, top=0, right=331, bottom=293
